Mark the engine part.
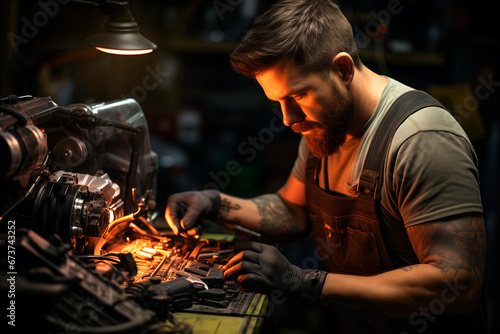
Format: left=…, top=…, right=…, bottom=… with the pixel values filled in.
left=33, top=171, right=122, bottom=252
left=0, top=124, right=47, bottom=185
left=52, top=136, right=88, bottom=169
left=0, top=229, right=157, bottom=333
left=0, top=95, right=158, bottom=255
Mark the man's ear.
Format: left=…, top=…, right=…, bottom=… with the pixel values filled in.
left=331, top=52, right=355, bottom=86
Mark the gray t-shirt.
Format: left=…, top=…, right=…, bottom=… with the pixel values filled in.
left=292, top=77, right=482, bottom=228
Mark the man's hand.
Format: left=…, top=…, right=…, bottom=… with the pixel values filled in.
left=223, top=241, right=327, bottom=307
left=165, top=190, right=221, bottom=236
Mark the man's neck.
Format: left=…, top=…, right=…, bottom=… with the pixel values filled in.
left=346, top=65, right=388, bottom=139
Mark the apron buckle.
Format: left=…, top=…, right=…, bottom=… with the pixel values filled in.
left=358, top=169, right=379, bottom=199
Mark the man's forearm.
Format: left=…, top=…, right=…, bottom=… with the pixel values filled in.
left=321, top=215, right=485, bottom=317
left=321, top=263, right=479, bottom=317
left=215, top=193, right=308, bottom=241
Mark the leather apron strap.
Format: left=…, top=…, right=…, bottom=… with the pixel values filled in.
left=358, top=90, right=445, bottom=202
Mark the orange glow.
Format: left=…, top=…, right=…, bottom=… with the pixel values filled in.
left=136, top=251, right=153, bottom=260
left=95, top=47, right=154, bottom=55
left=142, top=247, right=157, bottom=255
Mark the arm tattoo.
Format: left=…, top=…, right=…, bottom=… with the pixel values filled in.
left=251, top=194, right=298, bottom=241
left=407, top=215, right=485, bottom=281
left=398, top=264, right=422, bottom=272
left=217, top=197, right=242, bottom=225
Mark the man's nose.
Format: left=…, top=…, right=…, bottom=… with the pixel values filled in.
left=280, top=99, right=305, bottom=127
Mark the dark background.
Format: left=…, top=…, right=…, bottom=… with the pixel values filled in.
left=1, top=0, right=499, bottom=332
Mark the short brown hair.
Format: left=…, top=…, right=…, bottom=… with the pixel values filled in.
left=230, top=0, right=360, bottom=78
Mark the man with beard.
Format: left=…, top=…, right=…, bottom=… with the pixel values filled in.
left=165, top=0, right=487, bottom=332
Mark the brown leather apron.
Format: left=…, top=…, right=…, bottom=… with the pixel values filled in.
left=305, top=91, right=487, bottom=333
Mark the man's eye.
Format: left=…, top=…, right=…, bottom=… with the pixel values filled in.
left=292, top=93, right=305, bottom=101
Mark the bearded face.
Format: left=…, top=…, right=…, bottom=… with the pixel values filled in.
left=291, top=81, right=354, bottom=158
left=255, top=59, right=356, bottom=159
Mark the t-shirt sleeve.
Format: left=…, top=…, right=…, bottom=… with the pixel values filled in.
left=291, top=137, right=309, bottom=183
left=386, top=131, right=483, bottom=227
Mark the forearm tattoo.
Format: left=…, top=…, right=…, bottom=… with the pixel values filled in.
left=251, top=194, right=298, bottom=240
left=406, top=215, right=485, bottom=281
left=217, top=197, right=242, bottom=225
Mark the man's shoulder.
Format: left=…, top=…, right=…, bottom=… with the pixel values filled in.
left=378, top=77, right=414, bottom=106
left=391, top=105, right=470, bottom=152
left=379, top=77, right=471, bottom=151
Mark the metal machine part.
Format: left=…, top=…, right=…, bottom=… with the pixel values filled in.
left=52, top=136, right=88, bottom=169
left=0, top=97, right=56, bottom=185
left=0, top=95, right=158, bottom=254
left=0, top=229, right=158, bottom=333
left=0, top=124, right=48, bottom=185
left=33, top=171, right=123, bottom=253
left=63, top=98, right=159, bottom=213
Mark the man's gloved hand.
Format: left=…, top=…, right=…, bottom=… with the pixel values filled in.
left=165, top=190, right=221, bottom=236
left=223, top=241, right=327, bottom=307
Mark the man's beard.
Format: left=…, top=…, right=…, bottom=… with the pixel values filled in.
left=292, top=85, right=354, bottom=158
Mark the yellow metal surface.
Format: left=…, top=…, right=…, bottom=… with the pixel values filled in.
left=169, top=293, right=268, bottom=334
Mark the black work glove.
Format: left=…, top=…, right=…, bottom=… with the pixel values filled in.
left=165, top=190, right=221, bottom=236
left=223, top=241, right=327, bottom=307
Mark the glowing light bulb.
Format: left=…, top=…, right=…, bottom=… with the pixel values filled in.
left=95, top=47, right=153, bottom=55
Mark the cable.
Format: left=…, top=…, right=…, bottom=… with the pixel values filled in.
left=0, top=105, right=28, bottom=126
left=77, top=255, right=121, bottom=263
left=94, top=204, right=148, bottom=255
left=137, top=216, right=160, bottom=235
left=129, top=223, right=165, bottom=241
left=0, top=94, right=33, bottom=103
left=0, top=152, right=51, bottom=223
left=0, top=95, right=34, bottom=127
